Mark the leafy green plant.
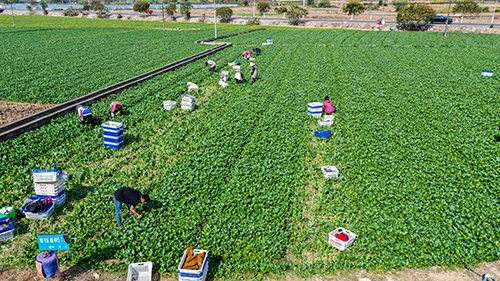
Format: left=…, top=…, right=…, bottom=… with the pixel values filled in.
left=452, top=0, right=480, bottom=22
left=246, top=17, right=260, bottom=25
left=392, top=0, right=408, bottom=12
left=318, top=0, right=332, bottom=8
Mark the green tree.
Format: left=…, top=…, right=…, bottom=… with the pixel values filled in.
left=396, top=3, right=435, bottom=30
left=318, top=0, right=332, bottom=8
left=275, top=6, right=287, bottom=18
left=180, top=2, right=192, bottom=19
left=307, top=0, right=314, bottom=6
left=133, top=1, right=150, bottom=13
left=285, top=5, right=308, bottom=25
left=392, top=0, right=408, bottom=12
left=452, top=0, right=480, bottom=22
left=216, top=6, right=233, bottom=22
left=40, top=1, right=48, bottom=14
left=257, top=1, right=271, bottom=16
left=165, top=2, right=177, bottom=19
left=342, top=1, right=365, bottom=20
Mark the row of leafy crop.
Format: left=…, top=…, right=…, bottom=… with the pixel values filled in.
left=243, top=30, right=500, bottom=271
left=2, top=27, right=500, bottom=277
left=223, top=28, right=500, bottom=49
left=0, top=26, right=255, bottom=104
left=0, top=41, right=317, bottom=278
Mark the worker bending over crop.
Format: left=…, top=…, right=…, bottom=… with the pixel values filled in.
left=323, top=96, right=335, bottom=114
left=206, top=60, right=217, bottom=73
left=113, top=187, right=150, bottom=227
left=250, top=62, right=258, bottom=83
left=110, top=101, right=122, bottom=118
left=232, top=58, right=240, bottom=65
left=76, top=105, right=94, bottom=129
left=235, top=71, right=246, bottom=84
left=253, top=48, right=261, bottom=56
left=242, top=51, right=253, bottom=60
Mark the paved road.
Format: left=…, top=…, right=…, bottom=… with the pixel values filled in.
left=88, top=11, right=498, bottom=28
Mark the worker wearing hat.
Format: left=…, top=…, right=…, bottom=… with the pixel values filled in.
left=250, top=62, right=258, bottom=83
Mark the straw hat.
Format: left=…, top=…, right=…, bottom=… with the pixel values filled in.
left=249, top=62, right=255, bottom=67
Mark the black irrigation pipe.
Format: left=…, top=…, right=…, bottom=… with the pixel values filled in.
left=0, top=43, right=231, bottom=142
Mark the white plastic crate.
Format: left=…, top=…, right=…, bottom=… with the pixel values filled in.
left=328, top=227, right=357, bottom=251
left=308, top=102, right=323, bottom=109
left=23, top=204, right=55, bottom=220
left=324, top=115, right=335, bottom=122
left=227, top=62, right=235, bottom=66
left=233, top=65, right=242, bottom=71
left=33, top=169, right=62, bottom=183
left=218, top=80, right=228, bottom=88
left=321, top=166, right=339, bottom=178
left=0, top=226, right=14, bottom=242
left=318, top=120, right=333, bottom=126
left=127, top=262, right=153, bottom=281
left=163, top=100, right=177, bottom=110
left=35, top=187, right=65, bottom=197
left=181, top=102, right=195, bottom=111
left=187, top=83, right=199, bottom=93
left=308, top=112, right=322, bottom=118
left=182, top=94, right=196, bottom=103
left=102, top=121, right=123, bottom=131
left=34, top=178, right=64, bottom=190
left=178, top=249, right=209, bottom=281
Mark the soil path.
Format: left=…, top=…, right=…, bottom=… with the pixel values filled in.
left=1, top=260, right=498, bottom=281
left=0, top=101, right=56, bottom=126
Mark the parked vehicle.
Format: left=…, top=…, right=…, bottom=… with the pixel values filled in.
left=430, top=14, right=453, bottom=24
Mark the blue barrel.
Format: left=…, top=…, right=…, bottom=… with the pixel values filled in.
left=36, top=251, right=58, bottom=278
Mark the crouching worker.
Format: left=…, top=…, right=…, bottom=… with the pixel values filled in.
left=76, top=105, right=94, bottom=129
left=323, top=96, right=335, bottom=115
left=113, top=187, right=150, bottom=227
left=206, top=60, right=217, bottom=73
left=110, top=101, right=123, bottom=118
left=253, top=47, right=261, bottom=56
left=235, top=71, right=246, bottom=84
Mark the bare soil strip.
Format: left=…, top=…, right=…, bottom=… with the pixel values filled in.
left=0, top=101, right=56, bottom=126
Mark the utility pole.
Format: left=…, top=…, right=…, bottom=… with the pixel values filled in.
left=492, top=0, right=498, bottom=27
left=480, top=0, right=484, bottom=20
left=444, top=0, right=452, bottom=37
left=161, top=0, right=165, bottom=30
left=214, top=0, right=217, bottom=38
left=369, top=1, right=372, bottom=20
left=10, top=1, right=15, bottom=27
left=253, top=0, right=255, bottom=17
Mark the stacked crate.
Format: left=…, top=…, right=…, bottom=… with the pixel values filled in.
left=103, top=121, right=124, bottom=149
left=181, top=94, right=196, bottom=111
left=307, top=102, right=323, bottom=118
left=33, top=169, right=66, bottom=208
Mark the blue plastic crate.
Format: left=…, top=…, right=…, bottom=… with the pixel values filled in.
left=103, top=129, right=123, bottom=137
left=32, top=169, right=62, bottom=174
left=315, top=130, right=331, bottom=138
left=104, top=141, right=123, bottom=150
left=103, top=135, right=124, bottom=143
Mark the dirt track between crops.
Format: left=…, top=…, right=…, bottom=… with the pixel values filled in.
left=0, top=101, right=55, bottom=126
left=1, top=259, right=499, bottom=280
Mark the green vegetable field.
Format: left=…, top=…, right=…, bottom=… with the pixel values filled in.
left=1, top=17, right=500, bottom=279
